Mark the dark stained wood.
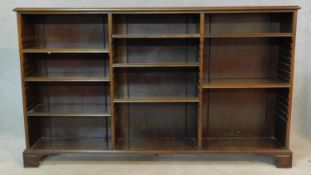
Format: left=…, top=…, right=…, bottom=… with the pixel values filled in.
left=112, top=34, right=200, bottom=39
left=285, top=10, right=298, bottom=149
left=31, top=137, right=109, bottom=150
left=113, top=63, right=199, bottom=68
left=275, top=153, right=293, bottom=168
left=25, top=77, right=109, bottom=82
left=205, top=33, right=292, bottom=38
left=23, top=48, right=109, bottom=53
left=202, top=137, right=283, bottom=151
left=208, top=13, right=293, bottom=34
left=116, top=137, right=196, bottom=151
left=203, top=78, right=290, bottom=89
left=17, top=13, right=31, bottom=148
left=114, top=97, right=199, bottom=103
left=21, top=14, right=108, bottom=50
left=27, top=104, right=110, bottom=117
left=14, top=6, right=300, bottom=13
left=23, top=152, right=43, bottom=168
left=108, top=13, right=116, bottom=148
left=198, top=13, right=205, bottom=148
left=15, top=7, right=298, bottom=168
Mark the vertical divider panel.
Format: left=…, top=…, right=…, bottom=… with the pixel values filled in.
left=118, top=16, right=129, bottom=146
left=17, top=13, right=30, bottom=148
left=286, top=11, right=298, bottom=148
left=198, top=13, right=205, bottom=148
left=108, top=13, right=116, bottom=148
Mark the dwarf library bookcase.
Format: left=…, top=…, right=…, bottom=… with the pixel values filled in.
left=14, top=6, right=299, bottom=168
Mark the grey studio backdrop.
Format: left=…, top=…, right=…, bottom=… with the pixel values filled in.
left=0, top=0, right=310, bottom=163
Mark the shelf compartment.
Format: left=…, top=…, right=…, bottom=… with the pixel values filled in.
left=28, top=116, right=110, bottom=149
left=116, top=137, right=196, bottom=151
left=205, top=13, right=293, bottom=35
left=23, top=53, right=110, bottom=80
left=113, top=14, right=199, bottom=35
left=115, top=103, right=198, bottom=150
left=114, top=39, right=199, bottom=64
left=112, top=34, right=200, bottom=39
left=204, top=38, right=292, bottom=83
left=23, top=48, right=109, bottom=54
left=203, top=79, right=290, bottom=89
left=21, top=14, right=108, bottom=50
left=25, top=76, right=109, bottom=83
left=24, top=83, right=110, bottom=117
left=113, top=63, right=199, bottom=68
left=115, top=68, right=198, bottom=99
left=114, top=97, right=199, bottom=103
left=27, top=104, right=110, bottom=117
left=204, top=33, right=292, bottom=38
left=202, top=89, right=289, bottom=148
left=31, top=137, right=109, bottom=150
left=202, top=137, right=283, bottom=151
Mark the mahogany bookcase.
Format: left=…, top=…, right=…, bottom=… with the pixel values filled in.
left=14, top=6, right=299, bottom=168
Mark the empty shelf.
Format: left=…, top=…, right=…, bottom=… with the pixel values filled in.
left=203, top=79, right=290, bottom=89
left=205, top=33, right=292, bottom=38
left=112, top=34, right=200, bottom=39
left=27, top=104, right=110, bottom=117
left=31, top=137, right=109, bottom=150
left=113, top=63, right=199, bottom=68
left=25, top=76, right=110, bottom=82
left=116, top=137, right=196, bottom=151
left=202, top=137, right=283, bottom=151
left=23, top=48, right=109, bottom=54
left=113, top=97, right=199, bottom=103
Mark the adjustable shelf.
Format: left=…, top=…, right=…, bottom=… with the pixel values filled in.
left=204, top=33, right=292, bottom=38
left=24, top=76, right=110, bottom=82
left=15, top=7, right=299, bottom=168
left=23, top=48, right=109, bottom=54
left=112, top=34, right=200, bottom=39
left=203, top=79, right=290, bottom=89
left=113, top=97, right=199, bottom=103
left=113, top=63, right=199, bottom=68
left=27, top=104, right=110, bottom=117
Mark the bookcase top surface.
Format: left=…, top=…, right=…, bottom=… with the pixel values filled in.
left=14, top=6, right=300, bottom=14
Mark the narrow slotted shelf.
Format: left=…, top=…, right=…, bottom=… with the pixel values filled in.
left=203, top=79, right=290, bottom=89
left=113, top=97, right=199, bottom=103
left=23, top=48, right=109, bottom=54
left=27, top=104, right=110, bottom=117
left=204, top=33, right=292, bottom=38
left=31, top=137, right=109, bottom=150
left=112, top=34, right=200, bottom=39
left=113, top=63, right=199, bottom=68
left=25, top=76, right=110, bottom=83
left=202, top=137, right=283, bottom=151
left=116, top=137, right=196, bottom=151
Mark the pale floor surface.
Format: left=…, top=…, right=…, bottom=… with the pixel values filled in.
left=0, top=132, right=310, bottom=175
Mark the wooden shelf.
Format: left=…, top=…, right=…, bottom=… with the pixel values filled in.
left=116, top=137, right=196, bottom=151
left=113, top=97, right=199, bottom=103
left=23, top=48, right=109, bottom=54
left=31, top=137, right=109, bottom=150
left=112, top=34, right=200, bottom=39
left=205, top=33, right=292, bottom=38
left=25, top=76, right=110, bottom=82
left=202, top=137, right=283, bottom=151
left=113, top=63, right=199, bottom=68
left=27, top=104, right=110, bottom=117
left=203, top=79, right=290, bottom=89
